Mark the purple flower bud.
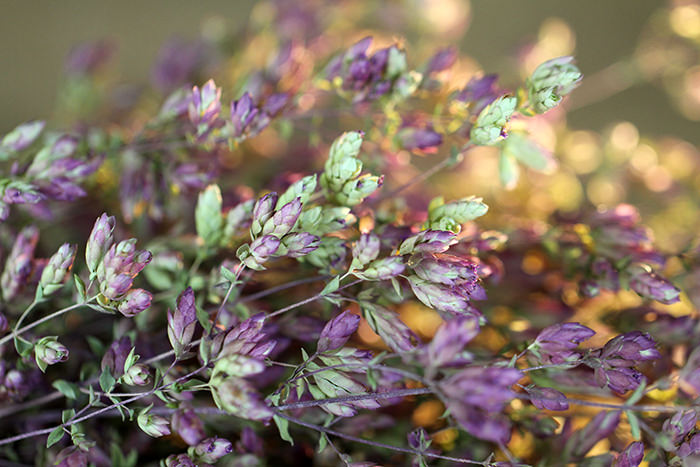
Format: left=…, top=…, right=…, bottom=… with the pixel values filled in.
left=122, top=363, right=150, bottom=386
left=627, top=263, right=680, bottom=304
left=533, top=322, right=595, bottom=364
left=38, top=243, right=76, bottom=297
left=317, top=310, right=360, bottom=353
left=0, top=121, right=45, bottom=153
left=65, top=40, right=114, bottom=75
left=398, top=230, right=457, bottom=255
left=456, top=74, right=500, bottom=115
left=165, top=454, right=197, bottom=467
left=663, top=409, right=697, bottom=444
left=263, top=197, right=302, bottom=237
left=594, top=366, right=644, bottom=393
left=55, top=446, right=88, bottom=467
left=352, top=233, right=380, bottom=267
left=601, top=331, right=661, bottom=363
left=194, top=437, right=233, bottom=463
left=85, top=213, right=115, bottom=275
left=363, top=303, right=418, bottom=352
left=117, top=288, right=152, bottom=316
left=223, top=314, right=277, bottom=360
left=101, top=337, right=131, bottom=378
left=348, top=37, right=372, bottom=60
left=263, top=93, right=288, bottom=117
left=441, top=367, right=522, bottom=412
left=422, top=315, right=479, bottom=369
left=189, top=79, right=222, bottom=128
left=160, top=87, right=193, bottom=119
left=355, top=256, right=405, bottom=281
left=211, top=376, right=273, bottom=421
left=230, top=92, right=260, bottom=138
left=407, top=275, right=473, bottom=316
left=413, top=253, right=478, bottom=287
left=678, top=433, right=700, bottom=458
left=172, top=408, right=206, bottom=446
left=525, top=385, right=569, bottom=411
left=1, top=226, right=39, bottom=301
left=614, top=442, right=644, bottom=467
left=251, top=192, right=279, bottom=237
left=397, top=127, right=443, bottom=151
left=0, top=312, right=7, bottom=333
left=35, top=336, right=69, bottom=371
left=447, top=403, right=512, bottom=444
left=426, top=46, right=458, bottom=74
left=2, top=185, right=43, bottom=205
left=168, top=287, right=198, bottom=358
left=282, top=232, right=320, bottom=258
left=241, top=235, right=281, bottom=269
left=137, top=411, right=171, bottom=438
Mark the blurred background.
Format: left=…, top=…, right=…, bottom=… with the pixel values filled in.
left=1, top=0, right=698, bottom=144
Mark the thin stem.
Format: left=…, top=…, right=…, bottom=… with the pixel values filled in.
left=11, top=300, right=38, bottom=342
left=275, top=387, right=432, bottom=411
left=0, top=364, right=206, bottom=447
left=373, top=144, right=471, bottom=204
left=236, top=275, right=329, bottom=305
left=265, top=279, right=362, bottom=320
left=0, top=298, right=96, bottom=348
left=272, top=409, right=507, bottom=466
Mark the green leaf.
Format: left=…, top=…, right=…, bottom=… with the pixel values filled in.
left=46, top=426, right=65, bottom=448
left=625, top=379, right=647, bottom=406
left=195, top=184, right=224, bottom=248
left=196, top=306, right=212, bottom=335
left=502, top=132, right=553, bottom=172
left=626, top=410, right=641, bottom=440
left=220, top=265, right=240, bottom=284
left=14, top=335, right=33, bottom=357
left=99, top=367, right=116, bottom=393
left=74, top=274, right=87, bottom=302
left=320, top=276, right=340, bottom=296
left=123, top=347, right=139, bottom=375
left=317, top=433, right=329, bottom=453
left=85, top=335, right=105, bottom=357
left=273, top=415, right=294, bottom=446
left=53, top=380, right=80, bottom=400
left=62, top=409, right=76, bottom=424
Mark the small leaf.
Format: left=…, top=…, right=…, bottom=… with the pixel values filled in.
left=62, top=409, right=76, bottom=424
left=53, top=380, right=80, bottom=400
left=99, top=368, right=116, bottom=393
left=123, top=347, right=139, bottom=375
left=318, top=433, right=329, bottom=453
left=46, top=426, right=65, bottom=448
left=85, top=335, right=105, bottom=357
left=625, top=379, right=647, bottom=406
left=14, top=335, right=33, bottom=357
left=320, top=276, right=340, bottom=296
left=196, top=306, right=212, bottom=335
left=273, top=415, right=294, bottom=445
left=74, top=274, right=87, bottom=302
left=390, top=277, right=402, bottom=298
left=220, top=265, right=240, bottom=284
left=626, top=410, right=641, bottom=440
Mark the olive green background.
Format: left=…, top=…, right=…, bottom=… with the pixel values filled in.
left=1, top=0, right=695, bottom=144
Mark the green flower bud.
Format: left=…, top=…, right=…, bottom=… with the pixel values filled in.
left=470, top=95, right=517, bottom=146
left=38, top=243, right=76, bottom=298
left=526, top=56, right=582, bottom=114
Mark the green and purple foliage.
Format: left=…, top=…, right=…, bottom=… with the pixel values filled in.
left=1, top=2, right=700, bottom=466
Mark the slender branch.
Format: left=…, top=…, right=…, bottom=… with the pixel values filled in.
left=372, top=144, right=471, bottom=205
left=272, top=409, right=511, bottom=466
left=0, top=298, right=96, bottom=348
left=0, top=364, right=206, bottom=447
left=265, top=279, right=362, bottom=320
left=274, top=387, right=432, bottom=411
